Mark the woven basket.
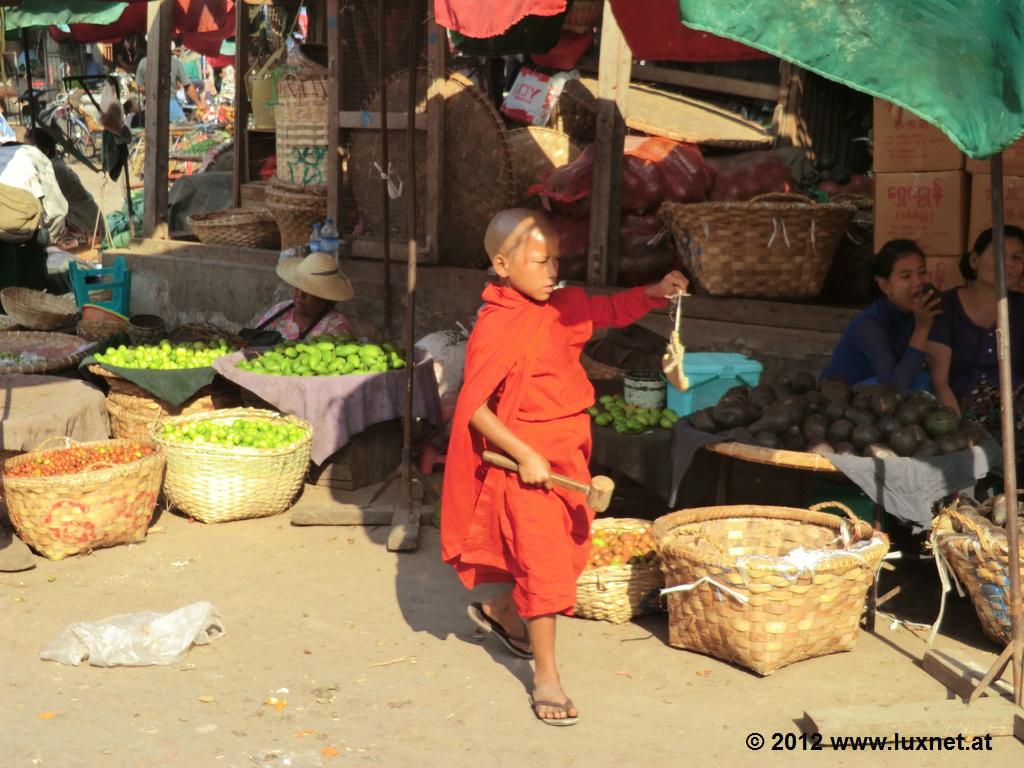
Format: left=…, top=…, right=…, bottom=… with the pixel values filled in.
left=1, top=437, right=165, bottom=560
left=187, top=208, right=281, bottom=249
left=349, top=69, right=515, bottom=268
left=76, top=317, right=128, bottom=343
left=507, top=127, right=582, bottom=201
left=266, top=179, right=328, bottom=251
left=660, top=194, right=857, bottom=299
left=151, top=408, right=312, bottom=523
left=0, top=288, right=77, bottom=331
left=564, top=0, right=602, bottom=32
left=575, top=518, right=664, bottom=623
left=87, top=365, right=241, bottom=441
left=275, top=77, right=331, bottom=187
left=549, top=78, right=598, bottom=145
left=127, top=314, right=167, bottom=346
left=931, top=506, right=1024, bottom=646
left=0, top=331, right=94, bottom=375
left=653, top=502, right=889, bottom=675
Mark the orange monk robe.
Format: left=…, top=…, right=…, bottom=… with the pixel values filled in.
left=441, top=283, right=666, bottom=618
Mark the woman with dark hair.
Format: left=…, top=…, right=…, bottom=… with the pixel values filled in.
left=926, top=226, right=1024, bottom=432
left=821, top=239, right=941, bottom=392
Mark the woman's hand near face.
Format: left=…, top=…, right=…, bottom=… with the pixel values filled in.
left=911, top=289, right=942, bottom=331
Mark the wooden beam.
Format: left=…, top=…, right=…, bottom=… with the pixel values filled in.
left=631, top=62, right=779, bottom=101
left=772, top=61, right=806, bottom=149
left=142, top=0, right=172, bottom=239
left=339, top=111, right=428, bottom=130
left=232, top=2, right=251, bottom=208
left=586, top=0, right=630, bottom=287
left=425, top=4, right=445, bottom=259
left=923, top=648, right=1016, bottom=702
left=1015, top=713, right=1024, bottom=744
left=803, top=699, right=1017, bottom=739
left=326, top=0, right=342, bottom=225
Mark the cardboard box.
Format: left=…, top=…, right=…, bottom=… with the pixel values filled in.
left=968, top=173, right=1024, bottom=244
left=925, top=256, right=966, bottom=292
left=874, top=171, right=967, bottom=255
left=966, top=138, right=1024, bottom=175
left=873, top=99, right=964, bottom=172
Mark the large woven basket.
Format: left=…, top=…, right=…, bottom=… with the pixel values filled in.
left=0, top=331, right=94, bottom=375
left=275, top=77, right=331, bottom=187
left=266, top=179, right=328, bottom=251
left=349, top=69, right=515, bottom=268
left=660, top=193, right=857, bottom=299
left=187, top=208, right=280, bottom=249
left=575, top=518, right=664, bottom=623
left=653, top=502, right=889, bottom=675
left=77, top=317, right=128, bottom=343
left=151, top=408, right=312, bottom=524
left=0, top=288, right=77, bottom=331
left=507, top=126, right=582, bottom=201
left=87, top=365, right=241, bottom=441
left=2, top=437, right=165, bottom=560
left=931, top=505, right=1024, bottom=646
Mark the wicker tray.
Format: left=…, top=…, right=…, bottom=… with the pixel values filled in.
left=349, top=69, right=515, bottom=268
left=704, top=441, right=840, bottom=473
left=187, top=208, right=281, bottom=249
left=507, top=127, right=582, bottom=201
left=0, top=288, right=77, bottom=331
left=660, top=193, right=857, bottom=299
left=0, top=331, right=95, bottom=375
left=151, top=408, right=312, bottom=524
left=575, top=517, right=664, bottom=623
left=931, top=505, right=1024, bottom=646
left=653, top=502, right=889, bottom=675
left=2, top=437, right=165, bottom=560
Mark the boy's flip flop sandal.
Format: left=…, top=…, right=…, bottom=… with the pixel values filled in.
left=531, top=696, right=579, bottom=727
left=467, top=602, right=533, bottom=660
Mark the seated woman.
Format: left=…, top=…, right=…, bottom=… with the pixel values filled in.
left=820, top=239, right=941, bottom=393
left=926, top=226, right=1024, bottom=439
left=253, top=251, right=354, bottom=341
left=24, top=128, right=101, bottom=249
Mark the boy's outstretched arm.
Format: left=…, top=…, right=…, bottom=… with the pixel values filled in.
left=586, top=270, right=689, bottom=329
left=470, top=404, right=553, bottom=489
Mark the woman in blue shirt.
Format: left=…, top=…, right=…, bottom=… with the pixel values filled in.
left=926, top=226, right=1024, bottom=438
left=821, top=239, right=941, bottom=393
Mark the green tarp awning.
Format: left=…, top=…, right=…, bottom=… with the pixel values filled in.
left=4, top=2, right=128, bottom=31
left=677, top=0, right=1024, bottom=158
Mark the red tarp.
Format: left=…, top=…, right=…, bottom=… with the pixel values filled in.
left=434, top=0, right=567, bottom=40
left=49, top=0, right=234, bottom=58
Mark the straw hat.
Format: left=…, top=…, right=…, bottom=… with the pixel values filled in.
left=276, top=251, right=354, bottom=302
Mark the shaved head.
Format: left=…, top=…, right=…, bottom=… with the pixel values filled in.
left=484, top=208, right=559, bottom=264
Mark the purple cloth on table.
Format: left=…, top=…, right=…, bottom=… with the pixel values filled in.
left=213, top=350, right=442, bottom=465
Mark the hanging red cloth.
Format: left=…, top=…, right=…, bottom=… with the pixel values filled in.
left=609, top=0, right=770, bottom=62
left=435, top=0, right=567, bottom=40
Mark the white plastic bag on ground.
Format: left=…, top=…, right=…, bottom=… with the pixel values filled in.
left=415, top=326, right=469, bottom=420
left=40, top=601, right=225, bottom=667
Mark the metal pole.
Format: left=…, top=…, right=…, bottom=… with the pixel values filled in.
left=22, top=29, right=37, bottom=129
left=379, top=0, right=392, bottom=334
left=989, top=153, right=1023, bottom=706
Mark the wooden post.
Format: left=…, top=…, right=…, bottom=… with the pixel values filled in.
left=773, top=61, right=806, bottom=149
left=587, top=0, right=630, bottom=287
left=142, top=0, right=172, bottom=239
left=388, top=0, right=422, bottom=553
left=425, top=2, right=445, bottom=261
left=979, top=152, right=1024, bottom=706
left=232, top=3, right=251, bottom=209
left=327, top=0, right=342, bottom=225
left=379, top=0, right=392, bottom=334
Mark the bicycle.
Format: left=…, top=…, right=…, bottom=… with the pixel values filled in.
left=39, top=92, right=98, bottom=161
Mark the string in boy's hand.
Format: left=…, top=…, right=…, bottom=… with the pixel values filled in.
left=646, top=270, right=690, bottom=300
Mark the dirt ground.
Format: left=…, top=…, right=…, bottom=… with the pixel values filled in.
left=2, top=477, right=1023, bottom=768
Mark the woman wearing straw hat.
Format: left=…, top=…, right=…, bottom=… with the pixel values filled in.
left=254, top=251, right=355, bottom=341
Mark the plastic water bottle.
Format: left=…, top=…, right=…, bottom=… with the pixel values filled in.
left=309, top=223, right=322, bottom=253
left=319, top=218, right=340, bottom=260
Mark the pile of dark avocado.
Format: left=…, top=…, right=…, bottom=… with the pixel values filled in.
left=688, top=372, right=982, bottom=459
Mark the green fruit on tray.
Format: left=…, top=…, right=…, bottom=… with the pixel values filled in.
left=159, top=419, right=307, bottom=449
left=236, top=334, right=407, bottom=377
left=94, top=339, right=234, bottom=370
left=588, top=393, right=679, bottom=434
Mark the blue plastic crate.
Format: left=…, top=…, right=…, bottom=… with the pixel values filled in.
left=665, top=352, right=763, bottom=416
left=69, top=256, right=131, bottom=316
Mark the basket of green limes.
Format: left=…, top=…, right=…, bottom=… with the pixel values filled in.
left=588, top=394, right=680, bottom=435
left=152, top=408, right=312, bottom=523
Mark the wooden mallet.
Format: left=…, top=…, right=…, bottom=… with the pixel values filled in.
left=482, top=450, right=615, bottom=512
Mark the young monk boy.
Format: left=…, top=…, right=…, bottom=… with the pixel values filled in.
left=441, top=208, right=688, bottom=725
